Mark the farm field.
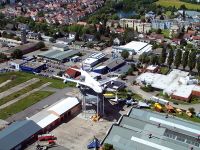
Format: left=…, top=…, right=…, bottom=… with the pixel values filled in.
left=156, top=0, right=200, bottom=10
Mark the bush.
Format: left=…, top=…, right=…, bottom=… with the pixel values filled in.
left=188, top=107, right=195, bottom=114
left=140, top=85, right=154, bottom=92
left=103, top=143, right=115, bottom=150
left=120, top=74, right=126, bottom=80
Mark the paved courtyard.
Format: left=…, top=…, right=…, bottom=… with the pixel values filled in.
left=27, top=100, right=131, bottom=150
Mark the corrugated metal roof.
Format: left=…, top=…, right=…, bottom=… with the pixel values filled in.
left=103, top=109, right=200, bottom=150
left=38, top=50, right=80, bottom=61
left=0, top=120, right=41, bottom=150
left=107, top=59, right=125, bottom=69
left=48, top=97, right=79, bottom=116
left=37, top=114, right=59, bottom=128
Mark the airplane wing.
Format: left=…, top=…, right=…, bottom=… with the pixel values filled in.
left=64, top=78, right=89, bottom=87
left=99, top=77, right=118, bottom=86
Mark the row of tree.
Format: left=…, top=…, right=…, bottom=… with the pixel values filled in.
left=139, top=48, right=200, bottom=73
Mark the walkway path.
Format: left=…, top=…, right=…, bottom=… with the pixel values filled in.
left=0, top=82, right=51, bottom=109
left=0, top=80, right=11, bottom=88
left=0, top=78, right=40, bottom=99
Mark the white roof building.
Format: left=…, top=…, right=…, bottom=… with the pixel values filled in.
left=28, top=97, right=80, bottom=128
left=136, top=69, right=200, bottom=100
left=83, top=52, right=106, bottom=68
left=112, top=41, right=152, bottom=55
left=48, top=97, right=79, bottom=116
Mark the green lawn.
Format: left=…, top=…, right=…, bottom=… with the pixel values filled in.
left=0, top=72, right=76, bottom=92
left=156, top=0, right=200, bottom=10
left=162, top=29, right=170, bottom=38
left=0, top=81, right=46, bottom=106
left=0, top=91, right=54, bottom=119
left=0, top=72, right=34, bottom=93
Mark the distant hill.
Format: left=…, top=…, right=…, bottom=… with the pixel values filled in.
left=156, top=0, right=200, bottom=10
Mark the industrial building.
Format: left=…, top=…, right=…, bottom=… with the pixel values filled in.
left=0, top=97, right=81, bottom=150
left=20, top=61, right=46, bottom=73
left=0, top=120, right=41, bottom=150
left=136, top=69, right=200, bottom=101
left=83, top=52, right=106, bottom=68
left=112, top=41, right=152, bottom=55
left=28, top=97, right=81, bottom=132
left=10, top=59, right=46, bottom=73
left=92, top=66, right=108, bottom=74
left=38, top=49, right=80, bottom=63
left=106, top=58, right=125, bottom=72
left=103, top=108, right=200, bottom=150
left=52, top=43, right=69, bottom=51
left=3, top=42, right=43, bottom=57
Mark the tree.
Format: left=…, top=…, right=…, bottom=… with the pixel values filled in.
left=196, top=56, right=200, bottom=75
left=150, top=55, right=159, bottom=65
left=174, top=49, right=182, bottom=68
left=139, top=53, right=150, bottom=64
left=11, top=49, right=23, bottom=59
left=188, top=51, right=196, bottom=71
left=167, top=49, right=174, bottom=68
left=127, top=68, right=134, bottom=75
left=182, top=50, right=189, bottom=70
left=156, top=28, right=162, bottom=34
left=0, top=52, right=7, bottom=62
left=188, top=107, right=195, bottom=114
left=121, top=50, right=129, bottom=59
left=159, top=48, right=167, bottom=64
left=36, top=42, right=45, bottom=49
left=180, top=4, right=187, bottom=10
left=37, top=11, right=44, bottom=17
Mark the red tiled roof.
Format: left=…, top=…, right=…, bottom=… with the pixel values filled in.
left=65, top=65, right=80, bottom=78
left=192, top=36, right=200, bottom=40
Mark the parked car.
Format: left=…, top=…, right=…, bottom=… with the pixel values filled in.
left=173, top=102, right=179, bottom=105
left=196, top=113, right=200, bottom=118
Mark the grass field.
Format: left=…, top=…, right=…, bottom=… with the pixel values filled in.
left=0, top=91, right=54, bottom=119
left=0, top=72, right=34, bottom=93
left=0, top=72, right=76, bottom=92
left=0, top=80, right=46, bottom=106
left=156, top=0, right=200, bottom=10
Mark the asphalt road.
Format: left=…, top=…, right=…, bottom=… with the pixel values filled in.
left=6, top=87, right=78, bottom=122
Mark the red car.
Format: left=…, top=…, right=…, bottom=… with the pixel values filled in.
left=38, top=135, right=57, bottom=141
